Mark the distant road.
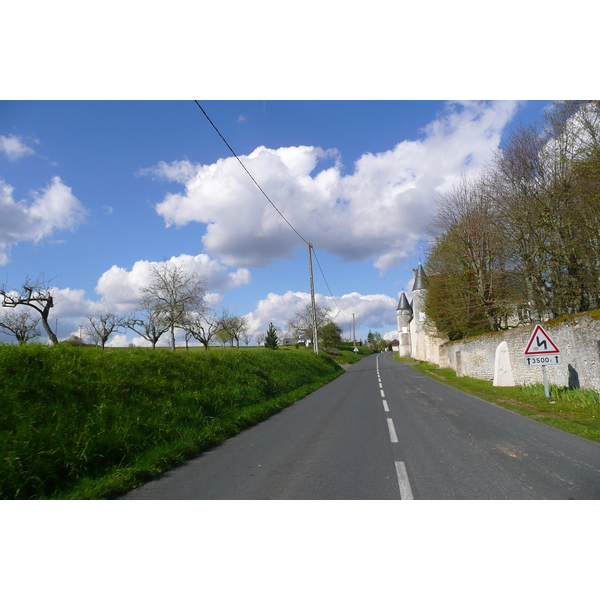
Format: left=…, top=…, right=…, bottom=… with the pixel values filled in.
left=122, top=353, right=600, bottom=499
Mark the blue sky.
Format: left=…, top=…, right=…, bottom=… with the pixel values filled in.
left=0, top=100, right=552, bottom=345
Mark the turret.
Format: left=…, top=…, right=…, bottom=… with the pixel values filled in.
left=396, top=291, right=413, bottom=357
left=411, top=263, right=427, bottom=360
left=412, top=263, right=426, bottom=292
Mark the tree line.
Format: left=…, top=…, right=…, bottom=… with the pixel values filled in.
left=1, top=263, right=347, bottom=349
left=0, top=264, right=250, bottom=350
left=424, top=101, right=600, bottom=341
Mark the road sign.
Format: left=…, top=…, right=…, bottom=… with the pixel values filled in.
left=523, top=324, right=560, bottom=355
left=523, top=324, right=561, bottom=398
left=524, top=355, right=561, bottom=366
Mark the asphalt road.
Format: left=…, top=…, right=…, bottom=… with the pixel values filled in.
left=122, top=352, right=600, bottom=500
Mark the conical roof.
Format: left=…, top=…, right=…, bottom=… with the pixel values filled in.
left=397, top=291, right=412, bottom=312
left=412, top=263, right=426, bottom=291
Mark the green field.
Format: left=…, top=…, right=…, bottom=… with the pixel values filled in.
left=0, top=344, right=346, bottom=500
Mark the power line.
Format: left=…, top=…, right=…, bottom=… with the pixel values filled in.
left=194, top=101, right=351, bottom=324
left=194, top=101, right=310, bottom=246
left=312, top=248, right=351, bottom=320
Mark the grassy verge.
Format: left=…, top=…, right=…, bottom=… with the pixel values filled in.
left=399, top=357, right=600, bottom=443
left=0, top=344, right=343, bottom=499
left=275, top=344, right=373, bottom=365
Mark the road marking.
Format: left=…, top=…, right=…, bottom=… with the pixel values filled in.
left=379, top=382, right=383, bottom=389
left=395, top=461, right=414, bottom=500
left=380, top=389, right=385, bottom=398
left=387, top=418, right=398, bottom=443
left=382, top=400, right=389, bottom=412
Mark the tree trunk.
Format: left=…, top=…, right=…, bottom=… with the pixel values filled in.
left=39, top=311, right=59, bottom=345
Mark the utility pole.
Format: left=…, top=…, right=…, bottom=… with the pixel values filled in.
left=353, top=313, right=357, bottom=351
left=308, top=243, right=319, bottom=354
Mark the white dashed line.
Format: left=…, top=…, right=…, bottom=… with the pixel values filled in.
left=387, top=418, right=398, bottom=443
left=382, top=400, right=389, bottom=412
left=380, top=389, right=385, bottom=398
left=395, top=461, right=414, bottom=499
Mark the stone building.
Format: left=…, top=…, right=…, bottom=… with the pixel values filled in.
left=396, top=263, right=444, bottom=363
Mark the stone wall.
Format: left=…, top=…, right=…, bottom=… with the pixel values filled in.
left=439, top=311, right=600, bottom=391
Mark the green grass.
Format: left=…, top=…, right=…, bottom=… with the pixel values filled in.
left=0, top=344, right=344, bottom=499
left=402, top=358, right=600, bottom=443
left=275, top=343, right=373, bottom=365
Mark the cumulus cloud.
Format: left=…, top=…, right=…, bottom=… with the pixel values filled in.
left=0, top=176, right=87, bottom=264
left=244, top=290, right=399, bottom=338
left=0, top=134, right=37, bottom=161
left=95, top=253, right=251, bottom=311
left=145, top=101, right=519, bottom=273
left=51, top=287, right=105, bottom=319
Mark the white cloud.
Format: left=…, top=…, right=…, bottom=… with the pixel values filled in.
left=0, top=176, right=87, bottom=264
left=243, top=290, right=399, bottom=338
left=106, top=334, right=130, bottom=348
left=51, top=287, right=104, bottom=318
left=146, top=101, right=519, bottom=273
left=137, top=160, right=198, bottom=184
left=0, top=134, right=37, bottom=161
left=95, top=253, right=251, bottom=311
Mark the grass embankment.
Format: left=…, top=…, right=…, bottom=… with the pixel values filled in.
left=0, top=344, right=343, bottom=500
left=320, top=344, right=373, bottom=365
left=400, top=357, right=600, bottom=443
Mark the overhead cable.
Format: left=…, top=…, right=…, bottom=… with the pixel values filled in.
left=194, top=101, right=350, bottom=321
left=194, top=101, right=310, bottom=246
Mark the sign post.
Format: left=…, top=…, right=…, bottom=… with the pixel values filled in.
left=523, top=325, right=561, bottom=398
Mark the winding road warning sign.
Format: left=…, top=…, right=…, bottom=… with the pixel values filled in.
left=523, top=324, right=561, bottom=366
left=524, top=324, right=560, bottom=355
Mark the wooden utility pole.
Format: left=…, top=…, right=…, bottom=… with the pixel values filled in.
left=308, top=243, right=319, bottom=354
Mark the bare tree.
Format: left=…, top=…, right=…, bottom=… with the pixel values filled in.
left=0, top=310, right=41, bottom=344
left=181, top=311, right=221, bottom=351
left=0, top=276, right=59, bottom=345
left=124, top=308, right=170, bottom=350
left=139, top=262, right=207, bottom=351
left=86, top=311, right=123, bottom=349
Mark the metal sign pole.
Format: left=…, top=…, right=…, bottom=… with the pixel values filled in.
left=542, top=364, right=549, bottom=398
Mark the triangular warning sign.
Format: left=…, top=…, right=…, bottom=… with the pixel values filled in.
left=524, top=324, right=560, bottom=355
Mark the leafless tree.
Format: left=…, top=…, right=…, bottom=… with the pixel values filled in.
left=86, top=311, right=123, bottom=349
left=139, top=262, right=206, bottom=351
left=124, top=308, right=170, bottom=350
left=0, top=310, right=41, bottom=344
left=0, top=276, right=59, bottom=344
left=181, top=310, right=221, bottom=351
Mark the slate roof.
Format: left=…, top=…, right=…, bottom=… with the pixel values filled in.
left=412, top=263, right=426, bottom=291
left=397, top=291, right=412, bottom=312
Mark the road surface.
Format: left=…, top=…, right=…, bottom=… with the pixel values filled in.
left=122, top=352, right=600, bottom=499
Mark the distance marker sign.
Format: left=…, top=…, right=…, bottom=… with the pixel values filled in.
left=523, top=324, right=561, bottom=366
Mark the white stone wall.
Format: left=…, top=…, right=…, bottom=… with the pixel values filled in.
left=440, top=312, right=600, bottom=391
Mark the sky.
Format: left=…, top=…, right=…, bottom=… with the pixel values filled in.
left=0, top=99, right=553, bottom=346
left=2, top=3, right=598, bottom=592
